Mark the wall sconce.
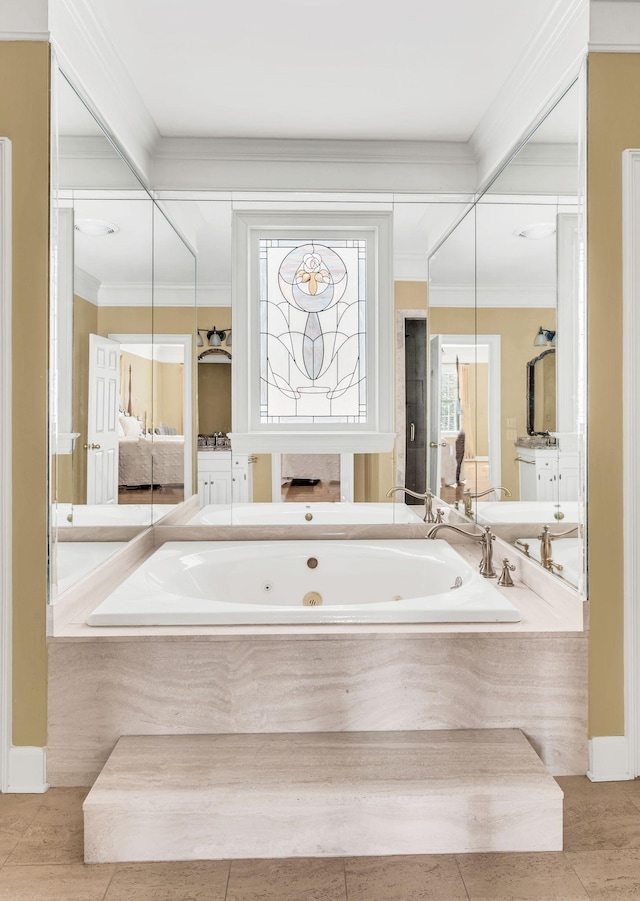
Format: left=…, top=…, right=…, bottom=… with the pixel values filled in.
left=197, top=327, right=232, bottom=348
left=534, top=327, right=556, bottom=347
left=197, top=327, right=233, bottom=363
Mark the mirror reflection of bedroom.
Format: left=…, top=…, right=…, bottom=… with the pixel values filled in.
left=117, top=340, right=186, bottom=505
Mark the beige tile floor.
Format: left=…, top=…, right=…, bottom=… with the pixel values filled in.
left=3, top=778, right=640, bottom=899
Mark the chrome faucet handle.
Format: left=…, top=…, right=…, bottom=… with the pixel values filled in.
left=514, top=539, right=530, bottom=557
left=469, top=485, right=512, bottom=500
left=386, top=486, right=436, bottom=523
left=386, top=486, right=433, bottom=500
left=426, top=523, right=497, bottom=579
left=434, top=508, right=445, bottom=524
left=497, top=558, right=516, bottom=587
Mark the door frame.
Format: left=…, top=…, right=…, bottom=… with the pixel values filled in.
left=0, top=139, right=11, bottom=791
left=109, top=333, right=193, bottom=499
left=394, top=309, right=427, bottom=491
left=621, top=149, right=640, bottom=781
left=429, top=334, right=502, bottom=494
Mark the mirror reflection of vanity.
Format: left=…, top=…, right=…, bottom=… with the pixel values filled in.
left=427, top=78, right=586, bottom=592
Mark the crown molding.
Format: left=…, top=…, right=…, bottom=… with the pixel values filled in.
left=154, top=137, right=475, bottom=166
left=590, top=1, right=640, bottom=52
left=74, top=266, right=100, bottom=304
left=50, top=0, right=160, bottom=186
left=429, top=283, right=557, bottom=308
left=96, top=282, right=231, bottom=308
left=0, top=0, right=49, bottom=38
left=59, top=135, right=122, bottom=160
left=0, top=32, right=50, bottom=40
left=470, top=0, right=588, bottom=190
left=152, top=139, right=477, bottom=194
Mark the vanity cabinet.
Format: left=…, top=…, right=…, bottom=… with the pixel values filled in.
left=197, top=452, right=252, bottom=505
left=516, top=447, right=579, bottom=502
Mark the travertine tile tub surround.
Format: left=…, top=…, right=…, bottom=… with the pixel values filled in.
left=83, top=731, right=563, bottom=861
left=47, top=519, right=588, bottom=786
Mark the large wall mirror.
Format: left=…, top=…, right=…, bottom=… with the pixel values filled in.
left=49, top=69, right=196, bottom=600
left=156, top=195, right=472, bottom=528
left=49, top=64, right=586, bottom=600
left=428, top=77, right=586, bottom=593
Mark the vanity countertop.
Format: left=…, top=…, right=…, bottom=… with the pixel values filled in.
left=515, top=436, right=557, bottom=449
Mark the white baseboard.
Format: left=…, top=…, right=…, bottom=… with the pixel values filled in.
left=6, top=747, right=48, bottom=793
left=587, top=736, right=633, bottom=782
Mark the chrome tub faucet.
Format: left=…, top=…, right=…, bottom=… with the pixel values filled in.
left=386, top=486, right=436, bottom=523
left=538, top=524, right=579, bottom=573
left=426, top=522, right=498, bottom=579
left=460, top=485, right=512, bottom=518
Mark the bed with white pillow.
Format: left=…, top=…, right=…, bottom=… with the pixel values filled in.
left=118, top=415, right=184, bottom=488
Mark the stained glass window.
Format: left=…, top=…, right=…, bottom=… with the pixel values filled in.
left=258, top=238, right=367, bottom=424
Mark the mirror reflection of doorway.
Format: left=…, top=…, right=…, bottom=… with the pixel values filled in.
left=404, top=319, right=427, bottom=502
left=429, top=334, right=501, bottom=503
left=109, top=334, right=192, bottom=506
left=280, top=454, right=341, bottom=502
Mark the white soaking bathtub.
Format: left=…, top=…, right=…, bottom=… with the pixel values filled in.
left=87, top=540, right=521, bottom=626
left=188, top=502, right=424, bottom=526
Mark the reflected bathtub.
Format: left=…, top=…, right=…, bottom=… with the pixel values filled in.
left=87, top=539, right=521, bottom=626
left=474, top=500, right=580, bottom=525
left=55, top=503, right=178, bottom=527
left=55, top=542, right=128, bottom=595
left=188, top=502, right=424, bottom=526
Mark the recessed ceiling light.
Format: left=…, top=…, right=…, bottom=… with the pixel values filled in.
left=74, top=219, right=120, bottom=237
left=513, top=223, right=556, bottom=240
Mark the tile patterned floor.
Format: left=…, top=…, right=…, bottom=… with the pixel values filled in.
left=3, top=778, right=640, bottom=899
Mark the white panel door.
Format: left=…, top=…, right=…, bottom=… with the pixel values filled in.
left=87, top=334, right=120, bottom=504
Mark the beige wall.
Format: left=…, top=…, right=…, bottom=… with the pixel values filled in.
left=468, top=362, right=489, bottom=458
left=4, top=43, right=50, bottom=746
left=198, top=364, right=231, bottom=434
left=585, top=53, right=640, bottom=738
left=429, top=307, right=556, bottom=503
left=119, top=351, right=183, bottom=433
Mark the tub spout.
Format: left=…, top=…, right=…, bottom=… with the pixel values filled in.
left=461, top=485, right=512, bottom=518
left=426, top=523, right=497, bottom=579
left=386, top=486, right=435, bottom=523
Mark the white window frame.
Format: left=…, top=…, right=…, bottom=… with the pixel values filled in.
left=230, top=211, right=395, bottom=454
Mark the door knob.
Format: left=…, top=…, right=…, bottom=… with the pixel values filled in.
left=430, top=441, right=447, bottom=448
left=83, top=443, right=101, bottom=450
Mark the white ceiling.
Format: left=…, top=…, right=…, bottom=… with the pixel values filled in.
left=91, top=0, right=560, bottom=142
left=58, top=3, right=581, bottom=300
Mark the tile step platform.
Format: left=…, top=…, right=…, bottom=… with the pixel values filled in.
left=83, top=729, right=563, bottom=863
